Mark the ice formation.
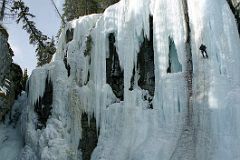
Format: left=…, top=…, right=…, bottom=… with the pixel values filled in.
left=6, top=0, right=240, bottom=159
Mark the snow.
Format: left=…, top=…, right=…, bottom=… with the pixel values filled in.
left=0, top=93, right=27, bottom=160
left=1, top=0, right=240, bottom=159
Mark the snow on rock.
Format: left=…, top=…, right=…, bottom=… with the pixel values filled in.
left=19, top=0, right=240, bottom=160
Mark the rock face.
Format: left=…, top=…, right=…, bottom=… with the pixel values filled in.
left=0, top=26, right=12, bottom=86
left=79, top=113, right=98, bottom=160
left=0, top=25, right=23, bottom=121
left=106, top=33, right=124, bottom=100
left=136, top=16, right=155, bottom=97
left=228, top=0, right=240, bottom=33
left=230, top=0, right=240, bottom=8
left=0, top=25, right=13, bottom=120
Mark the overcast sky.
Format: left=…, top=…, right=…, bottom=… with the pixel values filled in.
left=5, top=0, right=64, bottom=74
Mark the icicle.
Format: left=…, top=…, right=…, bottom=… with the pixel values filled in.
left=28, top=68, right=48, bottom=106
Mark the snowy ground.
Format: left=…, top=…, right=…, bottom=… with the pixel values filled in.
left=0, top=93, right=26, bottom=160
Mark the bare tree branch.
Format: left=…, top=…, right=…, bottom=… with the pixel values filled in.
left=49, top=0, right=65, bottom=25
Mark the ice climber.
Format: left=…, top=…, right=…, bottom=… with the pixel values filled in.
left=199, top=44, right=208, bottom=58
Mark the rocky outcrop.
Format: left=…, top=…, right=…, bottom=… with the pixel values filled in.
left=230, top=0, right=240, bottom=11
left=0, top=25, right=12, bottom=86
left=0, top=25, right=13, bottom=120
left=0, top=25, right=23, bottom=121
left=228, top=0, right=240, bottom=34
left=136, top=16, right=155, bottom=97
left=106, top=33, right=124, bottom=100
left=79, top=113, right=98, bottom=160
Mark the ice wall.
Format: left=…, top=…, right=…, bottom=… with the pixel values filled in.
left=22, top=0, right=240, bottom=160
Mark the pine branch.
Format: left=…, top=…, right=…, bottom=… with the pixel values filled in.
left=11, top=0, right=56, bottom=66
left=0, top=0, right=6, bottom=21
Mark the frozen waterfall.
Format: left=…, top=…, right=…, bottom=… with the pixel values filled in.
left=2, top=0, right=240, bottom=160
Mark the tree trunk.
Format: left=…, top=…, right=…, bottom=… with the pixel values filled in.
left=85, top=0, right=88, bottom=15
left=0, top=0, right=6, bottom=21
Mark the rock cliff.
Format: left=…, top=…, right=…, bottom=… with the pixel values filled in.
left=0, top=25, right=23, bottom=121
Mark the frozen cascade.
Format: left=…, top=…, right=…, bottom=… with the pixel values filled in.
left=11, top=0, right=240, bottom=160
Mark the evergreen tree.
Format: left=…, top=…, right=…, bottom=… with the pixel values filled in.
left=0, top=0, right=14, bottom=21
left=21, top=68, right=28, bottom=91
left=11, top=0, right=56, bottom=66
left=0, top=0, right=6, bottom=21
left=63, top=0, right=83, bottom=21
left=63, top=0, right=119, bottom=21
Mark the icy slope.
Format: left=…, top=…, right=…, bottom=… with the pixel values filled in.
left=22, top=0, right=240, bottom=160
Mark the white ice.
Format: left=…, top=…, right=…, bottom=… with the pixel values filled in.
left=8, top=0, right=240, bottom=159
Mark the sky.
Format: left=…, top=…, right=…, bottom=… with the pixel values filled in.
left=5, top=0, right=64, bottom=74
